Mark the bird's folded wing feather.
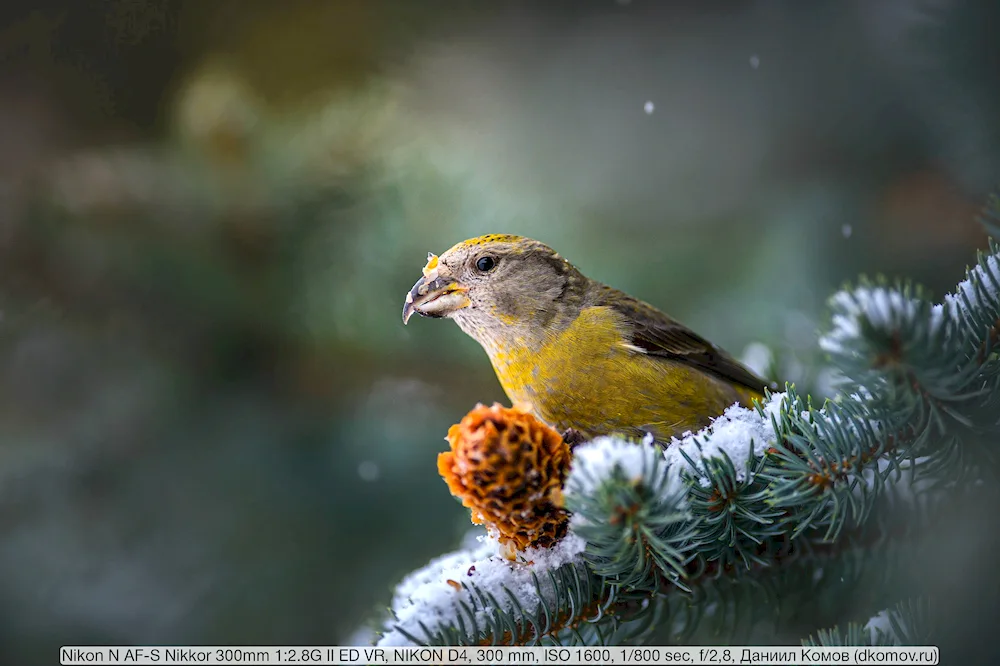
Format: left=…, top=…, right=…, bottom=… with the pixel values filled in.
left=601, top=289, right=768, bottom=393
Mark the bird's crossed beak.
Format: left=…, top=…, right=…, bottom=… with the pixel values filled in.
left=402, top=253, right=471, bottom=324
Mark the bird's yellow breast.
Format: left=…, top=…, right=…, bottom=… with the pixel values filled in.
left=487, top=306, right=750, bottom=441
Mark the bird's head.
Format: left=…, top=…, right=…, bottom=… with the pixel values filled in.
left=402, top=234, right=583, bottom=350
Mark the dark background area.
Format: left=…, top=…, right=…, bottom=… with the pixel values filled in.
left=0, top=1, right=997, bottom=662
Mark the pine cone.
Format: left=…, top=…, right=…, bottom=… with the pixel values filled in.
left=438, top=403, right=571, bottom=557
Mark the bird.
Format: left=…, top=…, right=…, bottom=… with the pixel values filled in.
left=402, top=234, right=770, bottom=444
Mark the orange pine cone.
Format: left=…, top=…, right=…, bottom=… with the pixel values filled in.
left=438, top=403, right=571, bottom=556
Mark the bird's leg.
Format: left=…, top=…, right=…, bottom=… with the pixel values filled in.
left=560, top=427, right=588, bottom=448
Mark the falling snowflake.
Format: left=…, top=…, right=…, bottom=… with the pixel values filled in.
left=643, top=101, right=655, bottom=114
left=842, top=224, right=853, bottom=238
left=749, top=55, right=760, bottom=69
left=358, top=460, right=380, bottom=482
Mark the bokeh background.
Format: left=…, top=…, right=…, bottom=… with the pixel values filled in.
left=0, top=0, right=997, bottom=661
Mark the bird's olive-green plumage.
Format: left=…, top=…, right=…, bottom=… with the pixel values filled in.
left=403, top=235, right=768, bottom=442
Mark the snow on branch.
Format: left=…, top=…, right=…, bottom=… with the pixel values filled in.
left=819, top=286, right=943, bottom=359
left=378, top=534, right=587, bottom=646
left=566, top=392, right=790, bottom=492
left=381, top=397, right=794, bottom=645
left=663, top=392, right=788, bottom=485
left=567, top=434, right=682, bottom=500
left=946, top=250, right=1000, bottom=315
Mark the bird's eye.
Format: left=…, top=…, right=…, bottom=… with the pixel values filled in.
left=475, top=255, right=497, bottom=272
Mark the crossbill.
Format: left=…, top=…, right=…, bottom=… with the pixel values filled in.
left=402, top=234, right=770, bottom=443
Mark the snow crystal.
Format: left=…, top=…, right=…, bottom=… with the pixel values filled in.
left=357, top=460, right=380, bottom=482
left=864, top=607, right=906, bottom=643
left=749, top=54, right=760, bottom=69
left=841, top=224, right=852, bottom=238
left=663, top=392, right=785, bottom=486
left=379, top=533, right=586, bottom=646
left=459, top=527, right=487, bottom=552
left=643, top=101, right=655, bottom=115
left=943, top=252, right=1000, bottom=314
left=865, top=608, right=893, bottom=634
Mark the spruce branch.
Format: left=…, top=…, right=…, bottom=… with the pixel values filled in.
left=947, top=240, right=1000, bottom=371
left=375, top=388, right=937, bottom=646
left=565, top=438, right=693, bottom=592
left=376, top=535, right=594, bottom=646
left=821, top=282, right=976, bottom=436
left=373, top=218, right=1000, bottom=648
left=803, top=598, right=934, bottom=647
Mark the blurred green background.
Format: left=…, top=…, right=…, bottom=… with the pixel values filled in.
left=0, top=0, right=997, bottom=660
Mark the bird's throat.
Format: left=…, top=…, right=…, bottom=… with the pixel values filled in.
left=457, top=315, right=559, bottom=415
left=475, top=307, right=624, bottom=430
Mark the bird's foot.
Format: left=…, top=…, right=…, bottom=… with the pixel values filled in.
left=560, top=427, right=588, bottom=448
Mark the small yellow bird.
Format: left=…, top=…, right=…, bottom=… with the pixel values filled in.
left=402, top=234, right=770, bottom=444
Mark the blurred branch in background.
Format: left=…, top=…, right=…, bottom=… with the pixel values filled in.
left=0, top=0, right=997, bottom=662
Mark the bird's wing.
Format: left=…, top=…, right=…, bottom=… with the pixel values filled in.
left=599, top=287, right=769, bottom=394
